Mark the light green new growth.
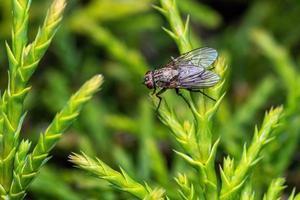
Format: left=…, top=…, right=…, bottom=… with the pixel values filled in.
left=263, top=178, right=285, bottom=200
left=175, top=173, right=197, bottom=200
left=143, top=188, right=166, bottom=200
left=240, top=182, right=255, bottom=200
left=220, top=107, right=283, bottom=199
left=10, top=0, right=30, bottom=71
left=69, top=152, right=165, bottom=199
left=0, top=0, right=103, bottom=199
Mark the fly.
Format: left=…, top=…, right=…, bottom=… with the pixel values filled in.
left=143, top=47, right=220, bottom=110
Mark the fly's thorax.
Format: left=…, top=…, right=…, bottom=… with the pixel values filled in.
left=151, top=68, right=179, bottom=88
left=153, top=68, right=179, bottom=81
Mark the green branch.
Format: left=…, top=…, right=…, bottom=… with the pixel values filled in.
left=8, top=75, right=103, bottom=199
left=0, top=0, right=66, bottom=194
left=69, top=152, right=165, bottom=199
left=220, top=107, right=283, bottom=199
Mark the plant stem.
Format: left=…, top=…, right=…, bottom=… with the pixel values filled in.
left=156, top=0, right=225, bottom=199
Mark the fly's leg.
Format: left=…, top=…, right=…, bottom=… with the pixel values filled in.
left=188, top=89, right=216, bottom=101
left=155, top=88, right=166, bottom=112
left=152, top=87, right=157, bottom=95
left=175, top=88, right=190, bottom=106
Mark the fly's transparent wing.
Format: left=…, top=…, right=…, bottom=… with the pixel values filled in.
left=166, top=47, right=218, bottom=69
left=178, top=66, right=220, bottom=89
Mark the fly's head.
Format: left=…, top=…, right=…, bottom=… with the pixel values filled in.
left=143, top=71, right=154, bottom=89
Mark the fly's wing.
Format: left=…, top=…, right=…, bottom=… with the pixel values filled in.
left=166, top=47, right=218, bottom=69
left=178, top=66, right=220, bottom=89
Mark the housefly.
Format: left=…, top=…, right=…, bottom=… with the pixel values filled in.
left=143, top=47, right=220, bottom=110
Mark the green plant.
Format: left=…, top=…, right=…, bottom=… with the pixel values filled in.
left=0, top=0, right=102, bottom=199
left=69, top=0, right=300, bottom=199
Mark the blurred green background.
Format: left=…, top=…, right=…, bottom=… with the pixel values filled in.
left=1, top=0, right=300, bottom=199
